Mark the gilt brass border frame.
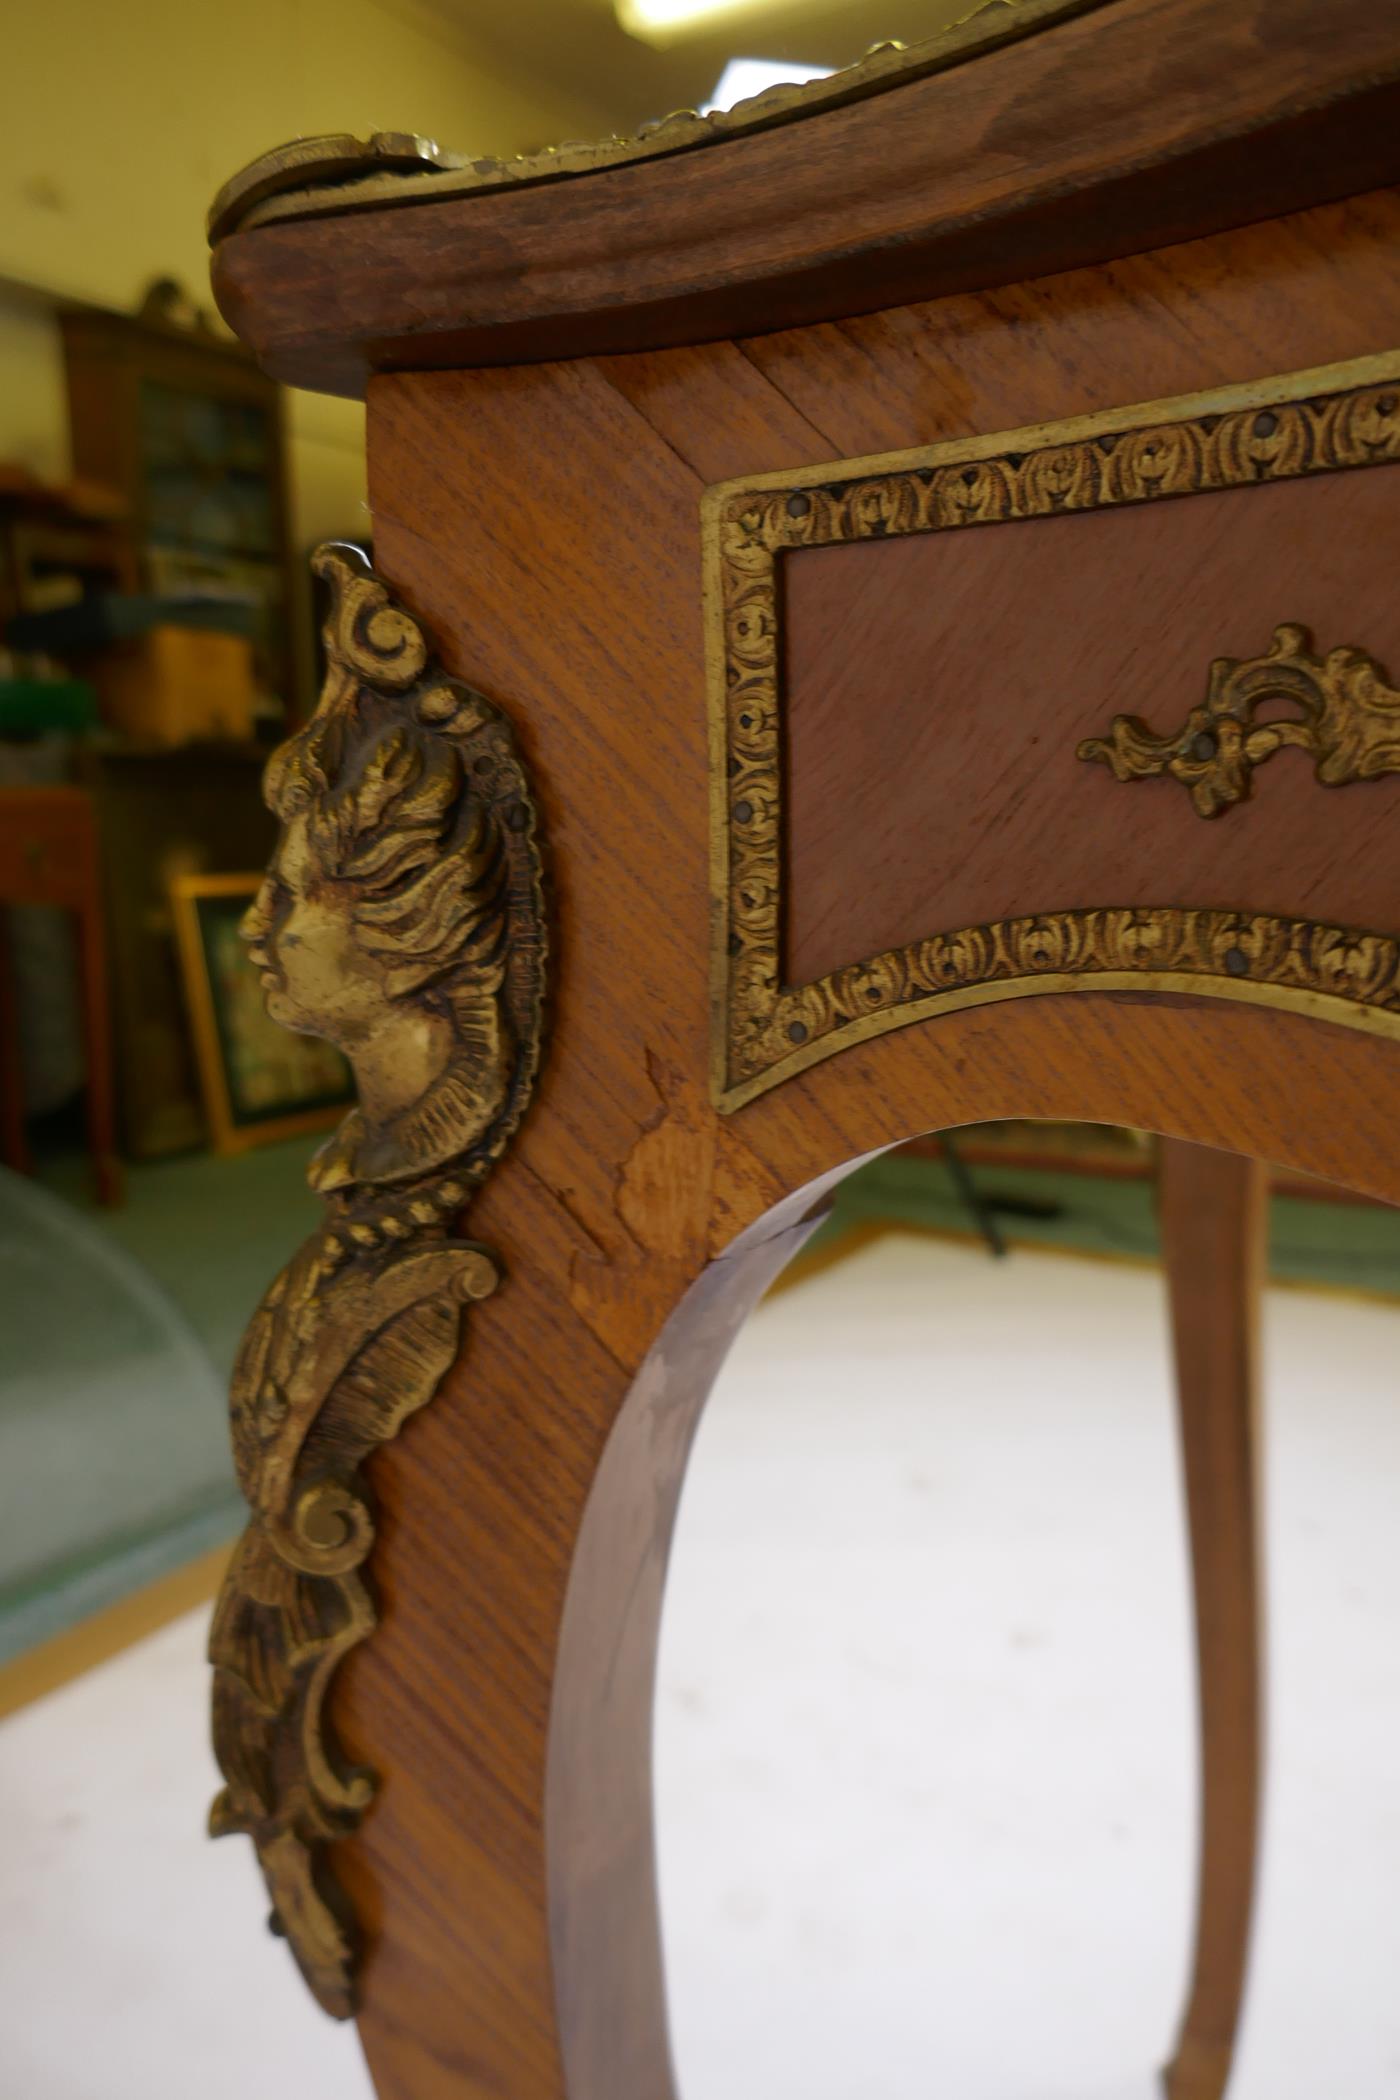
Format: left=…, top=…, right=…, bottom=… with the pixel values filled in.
left=703, top=351, right=1400, bottom=1113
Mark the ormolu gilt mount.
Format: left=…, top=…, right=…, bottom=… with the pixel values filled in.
left=208, top=547, right=546, bottom=2017
left=1080, top=622, right=1400, bottom=816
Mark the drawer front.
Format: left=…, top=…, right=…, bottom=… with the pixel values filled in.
left=707, top=352, right=1400, bottom=1108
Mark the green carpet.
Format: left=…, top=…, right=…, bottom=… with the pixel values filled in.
left=35, top=1137, right=324, bottom=1380
left=0, top=1137, right=322, bottom=1665
left=812, top=1151, right=1400, bottom=1297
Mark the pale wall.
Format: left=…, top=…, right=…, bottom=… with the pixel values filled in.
left=1, top=0, right=609, bottom=577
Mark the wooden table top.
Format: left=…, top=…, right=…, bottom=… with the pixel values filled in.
left=207, top=0, right=1400, bottom=394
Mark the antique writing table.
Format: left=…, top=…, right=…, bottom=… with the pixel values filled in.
left=206, top=4, right=1400, bottom=2096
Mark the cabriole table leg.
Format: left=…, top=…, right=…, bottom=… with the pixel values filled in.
left=1159, top=1138, right=1267, bottom=2100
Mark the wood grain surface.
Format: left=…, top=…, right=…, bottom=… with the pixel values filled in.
left=302, top=179, right=1400, bottom=2100
left=210, top=0, right=1400, bottom=394
left=783, top=464, right=1400, bottom=983
left=1158, top=1141, right=1267, bottom=2100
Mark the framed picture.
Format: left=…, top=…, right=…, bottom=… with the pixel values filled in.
left=169, top=871, right=353, bottom=1154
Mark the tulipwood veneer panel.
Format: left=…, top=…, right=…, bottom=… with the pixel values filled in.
left=782, top=462, right=1400, bottom=985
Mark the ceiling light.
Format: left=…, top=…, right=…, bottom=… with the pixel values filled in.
left=617, top=0, right=814, bottom=51
left=703, top=57, right=832, bottom=114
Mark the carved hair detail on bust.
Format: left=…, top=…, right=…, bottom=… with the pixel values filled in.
left=240, top=544, right=545, bottom=1196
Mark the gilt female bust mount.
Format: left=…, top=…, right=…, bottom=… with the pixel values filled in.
left=207, top=545, right=546, bottom=2016
left=243, top=545, right=539, bottom=1193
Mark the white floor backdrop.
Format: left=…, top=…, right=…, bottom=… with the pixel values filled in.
left=5, top=1233, right=1400, bottom=2098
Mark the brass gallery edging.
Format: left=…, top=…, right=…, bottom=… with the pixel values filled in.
left=703, top=351, right=1400, bottom=1112
left=208, top=547, right=547, bottom=2017
left=208, top=0, right=1105, bottom=241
